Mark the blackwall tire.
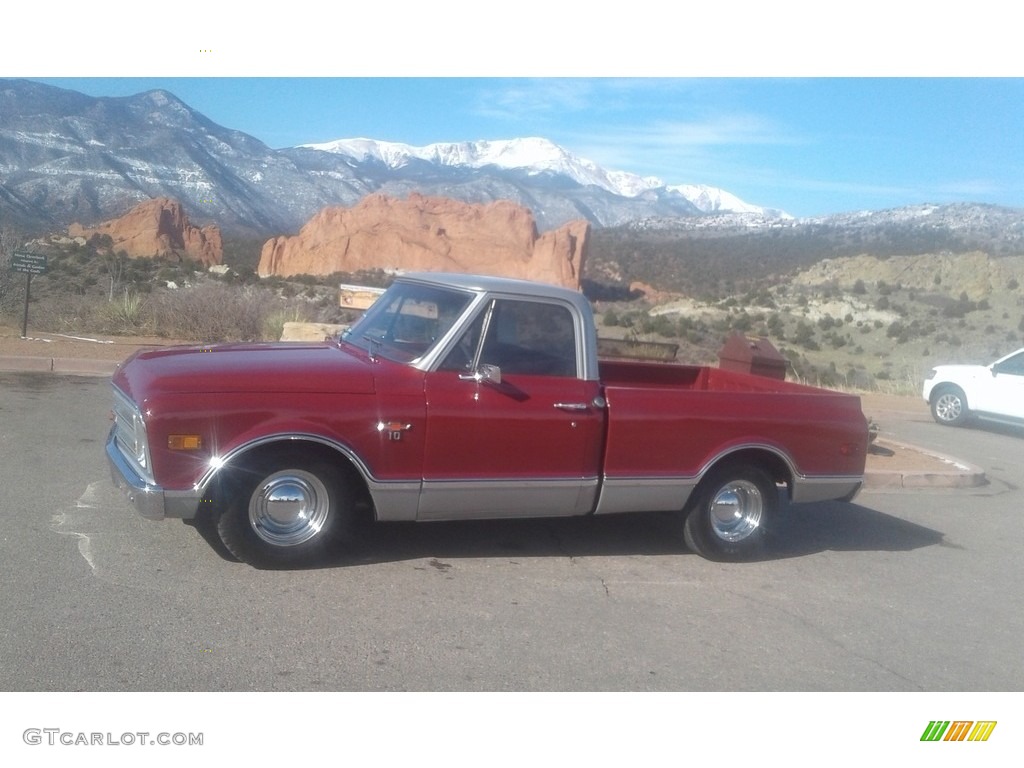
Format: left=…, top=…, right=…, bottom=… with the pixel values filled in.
left=683, top=464, right=776, bottom=562
left=216, top=452, right=354, bottom=569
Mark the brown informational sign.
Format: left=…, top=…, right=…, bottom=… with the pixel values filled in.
left=9, top=251, right=48, bottom=337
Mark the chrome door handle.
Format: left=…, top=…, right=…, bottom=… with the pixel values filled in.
left=554, top=402, right=589, bottom=412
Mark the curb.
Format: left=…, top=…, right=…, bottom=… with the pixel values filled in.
left=863, top=438, right=987, bottom=489
left=0, top=355, right=118, bottom=377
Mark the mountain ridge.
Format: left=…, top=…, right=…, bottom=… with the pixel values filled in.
left=1, top=78, right=1022, bottom=261
left=0, top=79, right=789, bottom=237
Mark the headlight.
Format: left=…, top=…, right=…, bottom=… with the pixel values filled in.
left=925, top=368, right=937, bottom=381
left=112, top=388, right=153, bottom=481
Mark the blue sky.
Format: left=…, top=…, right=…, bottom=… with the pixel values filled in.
left=26, top=77, right=1024, bottom=218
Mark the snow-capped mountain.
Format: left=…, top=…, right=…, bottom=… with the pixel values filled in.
left=301, top=136, right=783, bottom=218
left=301, top=136, right=663, bottom=197
left=0, top=79, right=791, bottom=236
left=666, top=183, right=789, bottom=218
left=6, top=78, right=1015, bottom=251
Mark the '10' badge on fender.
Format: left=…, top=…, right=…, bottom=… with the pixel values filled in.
left=377, top=421, right=412, bottom=441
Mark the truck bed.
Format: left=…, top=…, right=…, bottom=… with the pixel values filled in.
left=595, top=360, right=868, bottom=512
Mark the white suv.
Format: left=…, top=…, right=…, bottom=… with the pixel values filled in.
left=923, top=348, right=1024, bottom=427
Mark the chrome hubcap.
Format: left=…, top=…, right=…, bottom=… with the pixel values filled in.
left=249, top=470, right=330, bottom=547
left=708, top=480, right=763, bottom=542
left=935, top=393, right=962, bottom=422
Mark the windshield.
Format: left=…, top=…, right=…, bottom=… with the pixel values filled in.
left=343, top=281, right=475, bottom=363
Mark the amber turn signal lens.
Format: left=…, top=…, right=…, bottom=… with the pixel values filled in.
left=168, top=434, right=203, bottom=451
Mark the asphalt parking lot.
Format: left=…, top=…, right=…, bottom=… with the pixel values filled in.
left=1, top=370, right=1022, bottom=694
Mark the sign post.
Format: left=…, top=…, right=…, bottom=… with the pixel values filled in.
left=10, top=251, right=48, bottom=339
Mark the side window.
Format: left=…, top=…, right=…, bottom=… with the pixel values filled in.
left=438, top=308, right=487, bottom=372
left=439, top=299, right=578, bottom=377
left=995, top=351, right=1024, bottom=376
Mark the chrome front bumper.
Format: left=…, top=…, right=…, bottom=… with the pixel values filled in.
left=106, top=428, right=200, bottom=520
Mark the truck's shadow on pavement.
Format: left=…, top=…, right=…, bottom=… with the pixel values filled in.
left=189, top=498, right=945, bottom=569
left=767, top=500, right=946, bottom=559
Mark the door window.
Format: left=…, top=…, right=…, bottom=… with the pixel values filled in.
left=439, top=298, right=578, bottom=377
left=994, top=350, right=1024, bottom=376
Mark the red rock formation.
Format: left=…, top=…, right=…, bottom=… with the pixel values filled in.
left=258, top=193, right=588, bottom=289
left=69, top=197, right=222, bottom=266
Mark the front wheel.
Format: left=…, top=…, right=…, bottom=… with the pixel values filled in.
left=217, top=452, right=354, bottom=568
left=682, top=464, right=776, bottom=561
left=930, top=385, right=969, bottom=427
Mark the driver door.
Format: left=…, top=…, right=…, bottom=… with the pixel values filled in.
left=419, top=297, right=605, bottom=519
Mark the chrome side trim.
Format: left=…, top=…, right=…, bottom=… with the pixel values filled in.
left=364, top=480, right=421, bottom=522
left=418, top=478, right=599, bottom=520
left=790, top=476, right=863, bottom=504
left=197, top=433, right=375, bottom=490
left=696, top=443, right=798, bottom=483
left=593, top=477, right=697, bottom=515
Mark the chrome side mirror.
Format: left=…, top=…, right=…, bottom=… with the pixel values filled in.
left=478, top=364, right=502, bottom=385
left=459, top=364, right=502, bottom=386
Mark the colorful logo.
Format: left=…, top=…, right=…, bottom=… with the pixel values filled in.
left=921, top=721, right=997, bottom=742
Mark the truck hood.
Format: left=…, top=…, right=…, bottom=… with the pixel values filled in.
left=113, top=341, right=376, bottom=401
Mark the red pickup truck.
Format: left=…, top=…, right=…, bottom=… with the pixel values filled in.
left=107, top=272, right=868, bottom=568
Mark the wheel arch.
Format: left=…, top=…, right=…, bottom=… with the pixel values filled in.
left=694, top=445, right=794, bottom=500
left=200, top=434, right=375, bottom=517
left=929, top=381, right=967, bottom=404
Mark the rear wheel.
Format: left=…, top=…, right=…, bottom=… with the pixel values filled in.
left=217, top=451, right=354, bottom=568
left=683, top=464, right=776, bottom=561
left=930, top=385, right=969, bottom=427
